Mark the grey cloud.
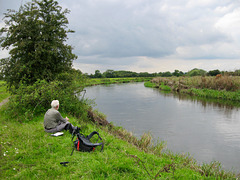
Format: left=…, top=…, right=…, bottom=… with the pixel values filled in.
left=74, top=55, right=140, bottom=66
left=1, top=0, right=240, bottom=73
left=62, top=0, right=178, bottom=58
left=60, top=0, right=236, bottom=60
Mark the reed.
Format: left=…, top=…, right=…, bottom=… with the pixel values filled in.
left=149, top=76, right=240, bottom=101
left=151, top=76, right=240, bottom=91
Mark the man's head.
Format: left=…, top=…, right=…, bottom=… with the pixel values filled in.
left=51, top=100, right=59, bottom=109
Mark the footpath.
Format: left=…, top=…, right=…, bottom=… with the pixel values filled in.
left=0, top=97, right=9, bottom=107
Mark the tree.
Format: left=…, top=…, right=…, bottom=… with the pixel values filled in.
left=103, top=70, right=115, bottom=78
left=94, top=70, right=102, bottom=78
left=208, top=69, right=221, bottom=76
left=0, top=0, right=77, bottom=90
left=172, top=69, right=184, bottom=77
left=162, top=71, right=172, bottom=77
left=187, top=68, right=206, bottom=76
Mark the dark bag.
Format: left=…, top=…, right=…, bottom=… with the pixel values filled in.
left=71, top=131, right=104, bottom=155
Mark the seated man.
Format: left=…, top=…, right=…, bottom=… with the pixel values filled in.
left=44, top=100, right=79, bottom=134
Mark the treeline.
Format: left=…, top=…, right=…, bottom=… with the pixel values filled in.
left=87, top=68, right=240, bottom=78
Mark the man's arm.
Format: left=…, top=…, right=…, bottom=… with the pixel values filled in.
left=56, top=111, right=68, bottom=123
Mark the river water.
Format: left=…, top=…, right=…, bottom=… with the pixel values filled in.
left=85, top=82, right=240, bottom=172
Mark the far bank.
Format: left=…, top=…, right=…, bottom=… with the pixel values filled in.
left=144, top=76, right=240, bottom=103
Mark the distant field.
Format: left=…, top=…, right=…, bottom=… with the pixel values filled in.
left=85, top=77, right=153, bottom=86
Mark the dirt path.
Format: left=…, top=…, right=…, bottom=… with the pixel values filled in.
left=0, top=97, right=9, bottom=108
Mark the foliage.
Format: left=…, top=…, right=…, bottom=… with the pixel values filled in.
left=150, top=76, right=240, bottom=101
left=0, top=0, right=77, bottom=90
left=172, top=69, right=184, bottom=77
left=94, top=70, right=103, bottom=78
left=186, top=88, right=240, bottom=101
left=152, top=76, right=240, bottom=92
left=0, top=81, right=10, bottom=102
left=5, top=70, right=89, bottom=121
left=88, top=69, right=240, bottom=79
left=159, top=71, right=173, bottom=77
left=187, top=68, right=206, bottom=77
left=207, top=69, right=221, bottom=76
left=88, top=70, right=157, bottom=78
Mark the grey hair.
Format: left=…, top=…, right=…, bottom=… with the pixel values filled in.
left=51, top=100, right=59, bottom=108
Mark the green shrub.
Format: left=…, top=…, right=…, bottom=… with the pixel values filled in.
left=6, top=79, right=90, bottom=122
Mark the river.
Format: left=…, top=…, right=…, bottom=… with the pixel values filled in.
left=85, top=82, right=240, bottom=172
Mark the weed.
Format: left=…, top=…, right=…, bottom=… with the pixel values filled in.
left=149, top=76, right=240, bottom=101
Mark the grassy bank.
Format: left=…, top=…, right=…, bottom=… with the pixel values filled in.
left=0, top=80, right=238, bottom=179
left=85, top=77, right=152, bottom=86
left=147, top=76, right=240, bottom=102
left=1, top=106, right=237, bottom=179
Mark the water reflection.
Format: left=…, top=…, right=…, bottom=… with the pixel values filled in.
left=85, top=82, right=240, bottom=172
left=156, top=89, right=240, bottom=123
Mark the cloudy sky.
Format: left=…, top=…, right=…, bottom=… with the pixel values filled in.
left=1, top=0, right=240, bottom=74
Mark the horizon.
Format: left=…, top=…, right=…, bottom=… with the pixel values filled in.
left=79, top=68, right=239, bottom=75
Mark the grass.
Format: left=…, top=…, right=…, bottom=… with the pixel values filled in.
left=0, top=79, right=238, bottom=179
left=152, top=76, right=240, bottom=91
left=149, top=76, right=240, bottom=101
left=85, top=77, right=153, bottom=86
left=0, top=80, right=10, bottom=102
left=0, top=105, right=237, bottom=179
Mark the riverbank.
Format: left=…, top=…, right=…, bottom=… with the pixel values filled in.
left=85, top=77, right=152, bottom=86
left=0, top=80, right=238, bottom=179
left=1, top=107, right=237, bottom=179
left=145, top=76, right=240, bottom=102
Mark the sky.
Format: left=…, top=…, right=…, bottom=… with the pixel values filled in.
left=1, top=0, right=240, bottom=74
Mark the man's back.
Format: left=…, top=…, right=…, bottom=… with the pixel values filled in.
left=44, top=108, right=67, bottom=129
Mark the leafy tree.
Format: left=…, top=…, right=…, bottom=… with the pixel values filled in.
left=207, top=69, right=221, bottom=76
left=172, top=69, right=184, bottom=77
left=162, top=71, right=172, bottom=77
left=103, top=69, right=115, bottom=78
left=0, top=0, right=77, bottom=90
left=94, top=70, right=102, bottom=78
left=187, top=68, right=206, bottom=77
left=234, top=69, right=240, bottom=76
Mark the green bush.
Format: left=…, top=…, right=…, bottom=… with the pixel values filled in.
left=6, top=79, right=90, bottom=122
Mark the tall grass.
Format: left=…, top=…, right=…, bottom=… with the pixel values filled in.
left=150, top=76, right=240, bottom=101
left=152, top=76, right=240, bottom=91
